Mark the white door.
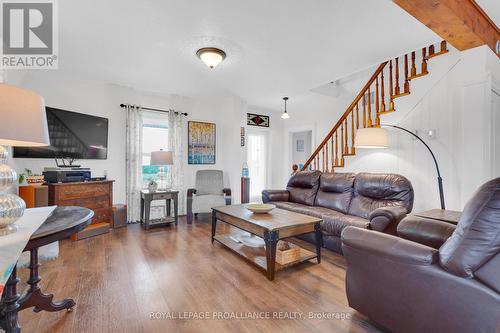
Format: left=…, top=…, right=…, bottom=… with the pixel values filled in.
left=492, top=90, right=500, bottom=177
left=247, top=130, right=269, bottom=202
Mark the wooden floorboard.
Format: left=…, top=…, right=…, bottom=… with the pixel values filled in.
left=17, top=215, right=385, bottom=333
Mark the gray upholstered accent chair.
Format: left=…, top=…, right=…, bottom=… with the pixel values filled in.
left=187, top=170, right=231, bottom=224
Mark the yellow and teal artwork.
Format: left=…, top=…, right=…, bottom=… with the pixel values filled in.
left=188, top=121, right=216, bottom=164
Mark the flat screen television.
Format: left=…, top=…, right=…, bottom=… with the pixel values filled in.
left=14, top=107, right=109, bottom=159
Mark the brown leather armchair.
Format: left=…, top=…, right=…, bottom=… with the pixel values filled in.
left=341, top=177, right=500, bottom=333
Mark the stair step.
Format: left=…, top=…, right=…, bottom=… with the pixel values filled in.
left=409, top=71, right=429, bottom=80
left=392, top=92, right=410, bottom=99
left=343, top=153, right=356, bottom=156
left=380, top=108, right=396, bottom=115
left=425, top=49, right=449, bottom=60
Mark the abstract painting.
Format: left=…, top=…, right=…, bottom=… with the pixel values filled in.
left=188, top=121, right=216, bottom=164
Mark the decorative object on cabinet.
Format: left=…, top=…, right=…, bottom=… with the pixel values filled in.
left=188, top=121, right=216, bottom=164
left=47, top=180, right=114, bottom=240
left=0, top=84, right=50, bottom=235
left=247, top=113, right=269, bottom=127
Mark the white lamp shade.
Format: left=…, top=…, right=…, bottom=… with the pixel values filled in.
left=150, top=150, right=173, bottom=165
left=354, top=127, right=388, bottom=148
left=0, top=84, right=50, bottom=147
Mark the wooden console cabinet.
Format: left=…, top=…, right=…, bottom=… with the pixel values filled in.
left=48, top=180, right=114, bottom=240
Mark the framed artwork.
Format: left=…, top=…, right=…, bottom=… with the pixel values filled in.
left=188, top=121, right=216, bottom=164
left=247, top=113, right=269, bottom=127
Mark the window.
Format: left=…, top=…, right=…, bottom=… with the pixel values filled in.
left=142, top=113, right=168, bottom=184
left=247, top=129, right=269, bottom=202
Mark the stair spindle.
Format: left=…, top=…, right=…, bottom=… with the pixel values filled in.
left=429, top=44, right=435, bottom=57
left=421, top=48, right=428, bottom=75
left=331, top=136, right=334, bottom=171
left=344, top=119, right=348, bottom=154
left=367, top=86, right=372, bottom=127
left=389, top=60, right=394, bottom=96
left=375, top=77, right=380, bottom=126
left=322, top=147, right=325, bottom=172
left=334, top=131, right=339, bottom=166
left=404, top=54, right=410, bottom=94
left=440, top=41, right=447, bottom=53
left=394, top=57, right=400, bottom=95
left=325, top=142, right=329, bottom=173
left=380, top=70, right=386, bottom=112
left=356, top=104, right=360, bottom=129
left=351, top=110, right=355, bottom=154
left=340, top=126, right=345, bottom=166
left=410, top=51, right=416, bottom=78
left=362, top=93, right=367, bottom=128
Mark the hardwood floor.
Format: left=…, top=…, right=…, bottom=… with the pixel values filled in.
left=18, top=215, right=384, bottom=333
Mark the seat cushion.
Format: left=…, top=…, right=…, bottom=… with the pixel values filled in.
left=286, top=170, right=321, bottom=206
left=321, top=211, right=370, bottom=237
left=315, top=172, right=355, bottom=214
left=272, top=201, right=369, bottom=237
left=271, top=201, right=335, bottom=218
left=192, top=194, right=226, bottom=213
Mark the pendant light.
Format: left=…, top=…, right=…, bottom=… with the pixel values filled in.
left=281, top=97, right=290, bottom=119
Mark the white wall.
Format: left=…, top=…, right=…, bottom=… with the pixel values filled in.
left=5, top=72, right=284, bottom=209
left=279, top=46, right=500, bottom=212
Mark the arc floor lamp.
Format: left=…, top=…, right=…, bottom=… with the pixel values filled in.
left=355, top=125, right=445, bottom=209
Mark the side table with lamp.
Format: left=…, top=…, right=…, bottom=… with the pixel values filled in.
left=140, top=150, right=178, bottom=229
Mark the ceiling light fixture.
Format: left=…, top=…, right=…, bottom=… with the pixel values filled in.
left=196, top=47, right=226, bottom=69
left=281, top=97, right=290, bottom=119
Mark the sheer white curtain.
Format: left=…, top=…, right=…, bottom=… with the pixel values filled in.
left=167, top=111, right=187, bottom=214
left=126, top=105, right=143, bottom=223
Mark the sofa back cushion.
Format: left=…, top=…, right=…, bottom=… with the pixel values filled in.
left=439, top=178, right=500, bottom=278
left=315, top=173, right=355, bottom=214
left=286, top=171, right=321, bottom=206
left=348, top=173, right=414, bottom=219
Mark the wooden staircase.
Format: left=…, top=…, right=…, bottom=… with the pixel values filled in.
left=301, top=41, right=449, bottom=172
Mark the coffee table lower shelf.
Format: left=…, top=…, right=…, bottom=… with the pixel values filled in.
left=213, top=233, right=318, bottom=273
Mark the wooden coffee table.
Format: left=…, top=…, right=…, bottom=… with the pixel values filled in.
left=211, top=205, right=322, bottom=281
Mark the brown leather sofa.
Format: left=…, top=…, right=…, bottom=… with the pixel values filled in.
left=262, top=171, right=414, bottom=253
left=342, top=177, right=500, bottom=333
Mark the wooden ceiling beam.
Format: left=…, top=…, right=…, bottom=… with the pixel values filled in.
left=393, top=0, right=500, bottom=56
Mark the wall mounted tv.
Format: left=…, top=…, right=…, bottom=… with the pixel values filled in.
left=14, top=107, right=109, bottom=159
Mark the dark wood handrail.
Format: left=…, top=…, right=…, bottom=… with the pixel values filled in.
left=301, top=61, right=388, bottom=170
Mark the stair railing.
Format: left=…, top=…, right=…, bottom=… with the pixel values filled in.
left=301, top=41, right=448, bottom=173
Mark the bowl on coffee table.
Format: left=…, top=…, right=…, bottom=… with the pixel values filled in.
left=245, top=203, right=276, bottom=214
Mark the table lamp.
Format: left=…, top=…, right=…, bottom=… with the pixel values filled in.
left=0, top=84, right=50, bottom=235
left=150, top=150, right=173, bottom=190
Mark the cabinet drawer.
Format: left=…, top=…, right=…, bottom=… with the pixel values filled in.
left=152, top=193, right=174, bottom=200
left=92, top=208, right=112, bottom=224
left=57, top=183, right=110, bottom=200
left=58, top=196, right=110, bottom=210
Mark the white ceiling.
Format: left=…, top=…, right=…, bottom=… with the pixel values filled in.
left=21, top=0, right=446, bottom=111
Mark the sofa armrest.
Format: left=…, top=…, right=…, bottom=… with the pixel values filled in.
left=341, top=226, right=438, bottom=265
left=369, top=206, right=407, bottom=232
left=222, top=188, right=231, bottom=205
left=187, top=188, right=197, bottom=197
left=397, top=215, right=456, bottom=249
left=262, top=189, right=289, bottom=203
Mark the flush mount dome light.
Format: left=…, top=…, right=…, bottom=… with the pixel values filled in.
left=196, top=47, right=226, bottom=69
